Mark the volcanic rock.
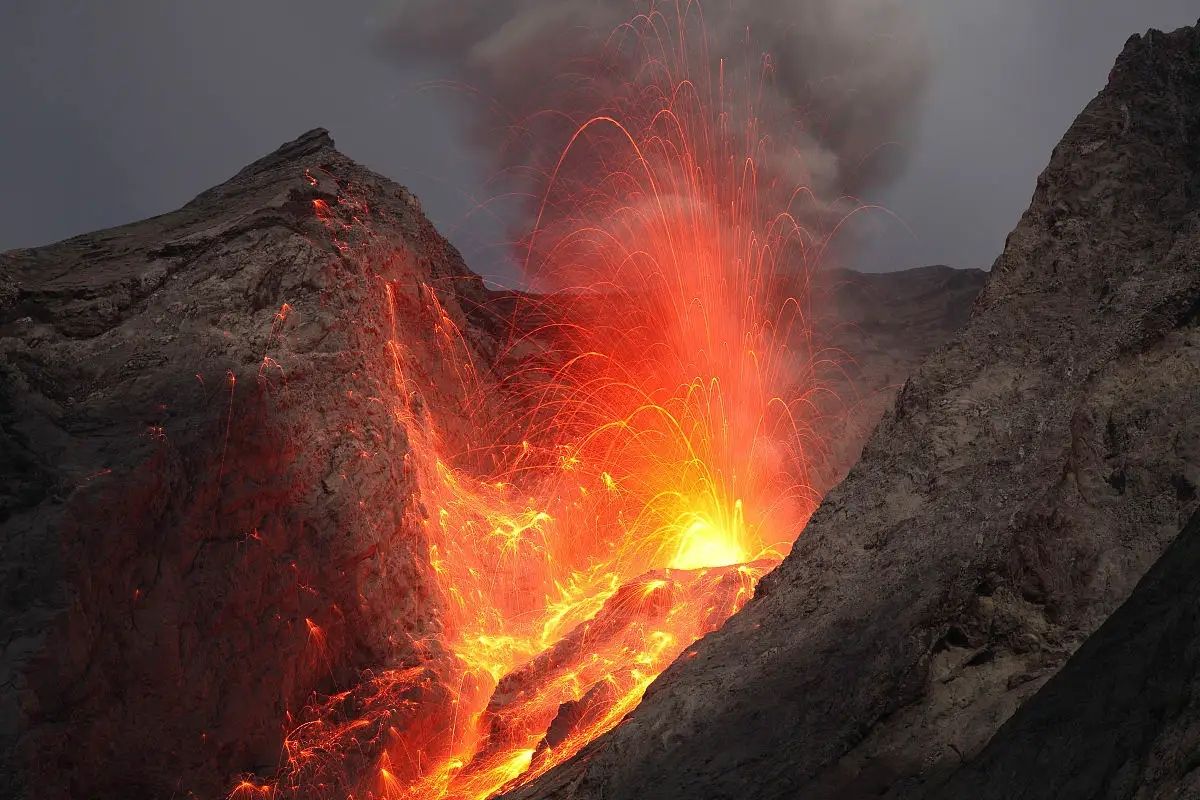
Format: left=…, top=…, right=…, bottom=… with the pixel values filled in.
left=0, top=128, right=500, bottom=799
left=928, top=507, right=1200, bottom=800
left=809, top=264, right=987, bottom=493
left=506, top=20, right=1200, bottom=800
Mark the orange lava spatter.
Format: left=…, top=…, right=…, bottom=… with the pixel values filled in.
left=233, top=5, right=840, bottom=800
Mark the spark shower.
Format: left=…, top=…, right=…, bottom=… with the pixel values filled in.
left=234, top=3, right=877, bottom=798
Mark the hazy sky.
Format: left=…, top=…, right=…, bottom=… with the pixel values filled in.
left=2, top=2, right=1196, bottom=281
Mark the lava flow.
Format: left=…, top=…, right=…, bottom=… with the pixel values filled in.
left=235, top=5, right=837, bottom=800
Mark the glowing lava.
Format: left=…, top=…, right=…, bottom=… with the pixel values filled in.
left=234, top=4, right=839, bottom=800
left=670, top=508, right=749, bottom=570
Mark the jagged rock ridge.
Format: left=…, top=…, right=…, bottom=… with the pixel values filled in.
left=507, top=20, right=1200, bottom=800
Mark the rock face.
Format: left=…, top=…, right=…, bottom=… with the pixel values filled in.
left=0, top=129, right=983, bottom=798
left=0, top=129, right=500, bottom=799
left=508, top=20, right=1200, bottom=800
left=811, top=265, right=987, bottom=493
left=929, top=507, right=1200, bottom=800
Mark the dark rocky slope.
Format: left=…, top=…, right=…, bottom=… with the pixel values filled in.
left=929, top=507, right=1200, bottom=800
left=0, top=129, right=502, bottom=799
left=509, top=20, right=1200, bottom=800
left=0, top=131, right=982, bottom=797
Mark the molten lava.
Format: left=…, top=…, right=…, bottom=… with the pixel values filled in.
left=235, top=5, right=839, bottom=799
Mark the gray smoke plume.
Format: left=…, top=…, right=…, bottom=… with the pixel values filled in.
left=385, top=0, right=929, bottom=258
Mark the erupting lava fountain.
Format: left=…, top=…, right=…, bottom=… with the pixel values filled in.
left=235, top=5, right=848, bottom=799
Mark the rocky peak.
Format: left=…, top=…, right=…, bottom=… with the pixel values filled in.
left=0, top=128, right=492, bottom=799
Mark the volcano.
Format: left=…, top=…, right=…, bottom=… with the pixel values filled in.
left=3, top=15, right=1198, bottom=800
left=0, top=127, right=981, bottom=799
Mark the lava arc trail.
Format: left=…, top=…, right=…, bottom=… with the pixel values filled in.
left=234, top=5, right=840, bottom=800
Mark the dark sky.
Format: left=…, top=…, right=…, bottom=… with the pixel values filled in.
left=2, top=1, right=1197, bottom=282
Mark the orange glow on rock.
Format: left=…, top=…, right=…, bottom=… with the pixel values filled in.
left=232, top=5, right=843, bottom=800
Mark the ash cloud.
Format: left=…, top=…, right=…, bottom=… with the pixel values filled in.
left=385, top=0, right=929, bottom=249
